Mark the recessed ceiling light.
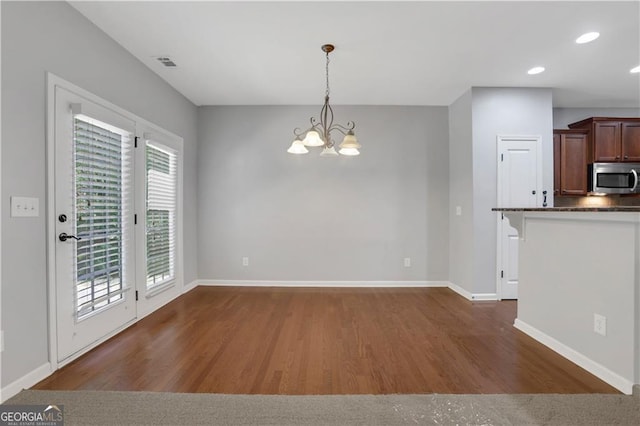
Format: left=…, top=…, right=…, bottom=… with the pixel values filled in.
left=576, top=32, right=600, bottom=44
left=631, top=65, right=640, bottom=74
left=527, top=66, right=545, bottom=75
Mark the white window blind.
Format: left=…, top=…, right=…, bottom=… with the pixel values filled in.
left=73, top=116, right=132, bottom=318
left=146, top=141, right=177, bottom=290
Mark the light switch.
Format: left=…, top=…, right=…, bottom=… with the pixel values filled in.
left=11, top=196, right=39, bottom=217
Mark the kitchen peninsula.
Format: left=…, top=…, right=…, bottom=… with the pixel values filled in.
left=493, top=207, right=640, bottom=395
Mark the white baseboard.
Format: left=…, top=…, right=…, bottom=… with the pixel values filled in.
left=198, top=280, right=450, bottom=288
left=1, top=362, right=51, bottom=403
left=183, top=279, right=198, bottom=293
left=196, top=280, right=500, bottom=301
left=448, top=282, right=498, bottom=301
left=470, top=293, right=499, bottom=301
left=514, top=319, right=634, bottom=395
left=448, top=283, right=472, bottom=299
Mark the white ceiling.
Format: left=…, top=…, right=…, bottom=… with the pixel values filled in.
left=69, top=1, right=640, bottom=108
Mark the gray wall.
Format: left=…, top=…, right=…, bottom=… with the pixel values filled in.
left=448, top=90, right=474, bottom=294
left=197, top=106, right=449, bottom=282
left=471, top=88, right=553, bottom=295
left=553, top=108, right=640, bottom=129
left=1, top=1, right=198, bottom=387
left=448, top=88, right=553, bottom=296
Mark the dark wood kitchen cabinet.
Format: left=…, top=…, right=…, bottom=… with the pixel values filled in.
left=568, top=117, right=640, bottom=162
left=553, top=130, right=589, bottom=196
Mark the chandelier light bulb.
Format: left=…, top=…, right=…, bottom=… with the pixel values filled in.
left=338, top=147, right=360, bottom=156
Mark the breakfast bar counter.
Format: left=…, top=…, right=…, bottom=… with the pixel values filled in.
left=493, top=207, right=640, bottom=212
left=492, top=207, right=640, bottom=395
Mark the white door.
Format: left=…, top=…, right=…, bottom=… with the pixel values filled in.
left=497, top=136, right=542, bottom=300
left=54, top=86, right=137, bottom=362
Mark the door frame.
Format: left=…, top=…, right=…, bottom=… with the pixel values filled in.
left=46, top=73, right=185, bottom=370
left=495, top=135, right=543, bottom=300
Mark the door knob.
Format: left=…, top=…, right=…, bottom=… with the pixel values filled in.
left=59, top=233, right=81, bottom=242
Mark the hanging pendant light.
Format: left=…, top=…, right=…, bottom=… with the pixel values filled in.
left=287, top=44, right=360, bottom=156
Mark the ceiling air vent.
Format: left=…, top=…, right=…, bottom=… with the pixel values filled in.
left=155, top=56, right=177, bottom=67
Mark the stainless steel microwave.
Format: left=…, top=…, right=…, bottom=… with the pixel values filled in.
left=589, top=162, right=640, bottom=194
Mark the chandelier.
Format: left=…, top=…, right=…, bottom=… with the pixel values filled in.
left=287, top=44, right=361, bottom=156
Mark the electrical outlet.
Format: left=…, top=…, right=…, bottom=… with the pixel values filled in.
left=456, top=206, right=462, bottom=216
left=403, top=257, right=411, bottom=267
left=594, top=313, right=607, bottom=336
left=242, top=257, right=249, bottom=267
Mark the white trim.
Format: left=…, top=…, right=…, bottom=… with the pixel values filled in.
left=1, top=363, right=52, bottom=402
left=183, top=279, right=199, bottom=294
left=198, top=280, right=449, bottom=288
left=448, top=282, right=473, bottom=299
left=448, top=282, right=498, bottom=301
left=46, top=73, right=58, bottom=372
left=514, top=318, right=634, bottom=395
left=470, top=293, right=499, bottom=301
left=0, top=3, right=3, bottom=401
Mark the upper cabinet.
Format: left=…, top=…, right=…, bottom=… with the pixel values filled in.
left=553, top=130, right=589, bottom=196
left=569, top=117, right=640, bottom=162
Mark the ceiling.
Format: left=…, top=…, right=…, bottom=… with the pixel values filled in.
left=69, top=1, right=640, bottom=108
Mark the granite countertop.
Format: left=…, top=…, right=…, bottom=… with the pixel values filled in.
left=492, top=207, right=640, bottom=212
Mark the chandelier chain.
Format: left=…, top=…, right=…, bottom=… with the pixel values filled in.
left=325, top=51, right=330, bottom=98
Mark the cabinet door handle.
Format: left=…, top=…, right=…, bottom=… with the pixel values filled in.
left=616, top=156, right=621, bottom=160
left=624, top=155, right=629, bottom=159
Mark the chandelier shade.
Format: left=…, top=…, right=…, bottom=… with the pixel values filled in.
left=320, top=146, right=339, bottom=156
left=287, top=44, right=360, bottom=157
left=287, top=137, right=309, bottom=154
left=302, top=130, right=324, bottom=147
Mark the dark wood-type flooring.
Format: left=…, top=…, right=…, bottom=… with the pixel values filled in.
left=34, top=287, right=620, bottom=394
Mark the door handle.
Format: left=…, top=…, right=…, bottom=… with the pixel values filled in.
left=59, top=233, right=82, bottom=242
left=542, top=190, right=548, bottom=207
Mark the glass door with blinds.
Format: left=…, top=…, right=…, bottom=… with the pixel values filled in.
left=134, top=130, right=182, bottom=318
left=145, top=141, right=177, bottom=291
left=54, top=86, right=136, bottom=362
